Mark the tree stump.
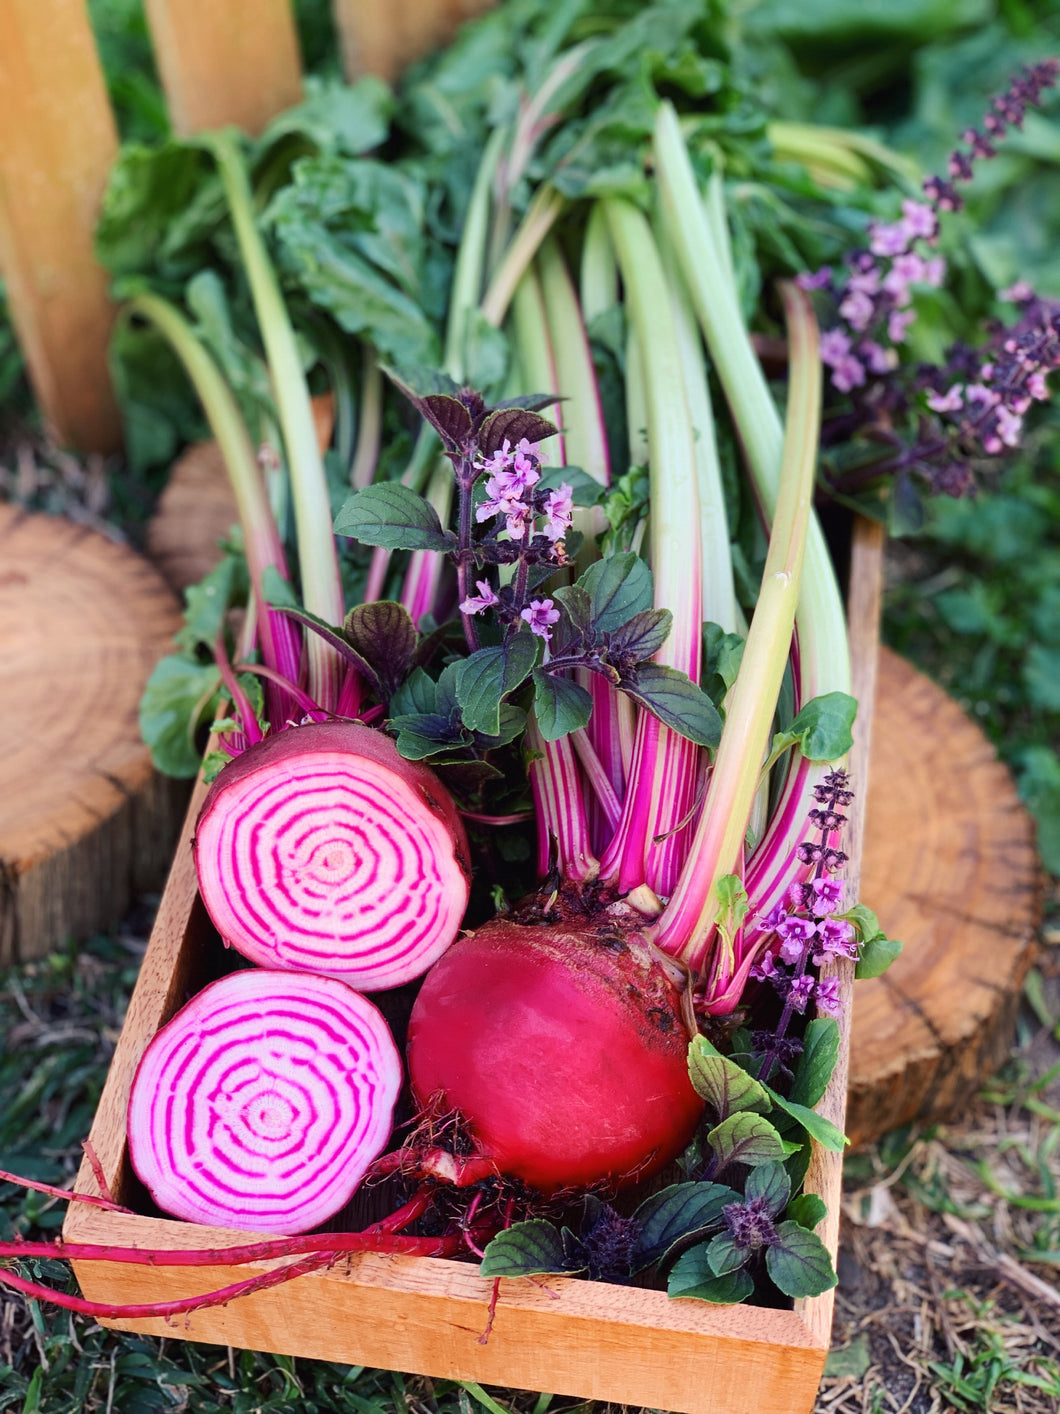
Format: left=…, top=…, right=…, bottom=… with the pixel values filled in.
left=145, top=439, right=239, bottom=594
left=848, top=646, right=1041, bottom=1145
left=0, top=504, right=189, bottom=962
left=145, top=395, right=334, bottom=594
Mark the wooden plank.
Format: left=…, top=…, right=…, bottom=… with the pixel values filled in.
left=145, top=0, right=303, bottom=138
left=0, top=0, right=121, bottom=452
left=333, top=0, right=496, bottom=82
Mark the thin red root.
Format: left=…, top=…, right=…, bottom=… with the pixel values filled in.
left=479, top=1276, right=502, bottom=1345
left=81, top=1141, right=120, bottom=1208
left=0, top=1169, right=130, bottom=1215
left=0, top=1226, right=466, bottom=1321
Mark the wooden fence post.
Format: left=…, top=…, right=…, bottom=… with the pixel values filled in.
left=332, top=0, right=496, bottom=83
left=0, top=0, right=122, bottom=452
left=144, top=0, right=304, bottom=138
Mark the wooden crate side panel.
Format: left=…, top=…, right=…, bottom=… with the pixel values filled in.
left=796, top=515, right=884, bottom=1346
left=0, top=0, right=121, bottom=452
left=70, top=1234, right=825, bottom=1414
left=67, top=525, right=884, bottom=1412
left=145, top=0, right=303, bottom=138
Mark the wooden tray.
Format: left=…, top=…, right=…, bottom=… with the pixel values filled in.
left=63, top=520, right=883, bottom=1414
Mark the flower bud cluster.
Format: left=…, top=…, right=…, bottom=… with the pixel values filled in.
left=460, top=438, right=574, bottom=645
left=474, top=438, right=573, bottom=545
left=751, top=770, right=855, bottom=1018
left=798, top=61, right=1060, bottom=501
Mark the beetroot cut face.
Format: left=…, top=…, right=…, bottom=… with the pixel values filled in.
left=407, top=920, right=704, bottom=1195
left=127, top=970, right=402, bottom=1235
left=194, top=720, right=471, bottom=991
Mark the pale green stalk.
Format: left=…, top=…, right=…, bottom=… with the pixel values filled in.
left=654, top=283, right=822, bottom=968
left=127, top=291, right=301, bottom=697
left=537, top=237, right=610, bottom=488
left=655, top=214, right=739, bottom=636
left=579, top=202, right=618, bottom=322
left=480, top=186, right=565, bottom=330
left=401, top=130, right=507, bottom=629
left=597, top=199, right=703, bottom=896
left=350, top=346, right=383, bottom=489
left=654, top=100, right=851, bottom=928
left=209, top=130, right=345, bottom=710
left=768, top=120, right=921, bottom=185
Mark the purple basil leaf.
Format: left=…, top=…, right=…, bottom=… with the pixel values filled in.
left=344, top=600, right=419, bottom=696
left=478, top=407, right=559, bottom=456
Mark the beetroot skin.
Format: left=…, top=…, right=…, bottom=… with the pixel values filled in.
left=406, top=919, right=703, bottom=1194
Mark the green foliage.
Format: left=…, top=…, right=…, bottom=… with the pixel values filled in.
left=885, top=453, right=1060, bottom=875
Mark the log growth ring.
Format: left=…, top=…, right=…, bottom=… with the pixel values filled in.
left=0, top=504, right=186, bottom=961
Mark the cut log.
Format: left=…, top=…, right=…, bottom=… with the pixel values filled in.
left=145, top=440, right=239, bottom=595
left=146, top=394, right=336, bottom=595
left=0, top=504, right=188, bottom=963
left=849, top=645, right=1041, bottom=1145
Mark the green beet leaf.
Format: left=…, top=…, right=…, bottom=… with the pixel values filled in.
left=175, top=554, right=247, bottom=655
left=139, top=655, right=222, bottom=778
left=707, top=1112, right=787, bottom=1170
left=334, top=483, right=455, bottom=551
left=532, top=670, right=593, bottom=741
left=843, top=898, right=904, bottom=977
left=856, top=931, right=904, bottom=979
left=622, top=665, right=722, bottom=748
left=260, top=76, right=394, bottom=157
left=629, top=1182, right=736, bottom=1273
left=688, top=1035, right=771, bottom=1119
left=480, top=1220, right=576, bottom=1278
left=765, top=1222, right=838, bottom=1299
left=769, top=691, right=857, bottom=766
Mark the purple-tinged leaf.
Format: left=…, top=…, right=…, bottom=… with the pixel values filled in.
left=344, top=600, right=418, bottom=696
left=335, top=484, right=455, bottom=551
left=765, top=1222, right=837, bottom=1298
left=706, top=1112, right=786, bottom=1170
left=480, top=1220, right=576, bottom=1277
left=532, top=670, right=593, bottom=741
left=630, top=1182, right=735, bottom=1273
left=623, top=664, right=722, bottom=748
left=607, top=608, right=672, bottom=662
left=688, top=1035, right=770, bottom=1119
left=668, top=1249, right=754, bottom=1303
left=745, top=1161, right=790, bottom=1218
left=478, top=407, right=559, bottom=457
